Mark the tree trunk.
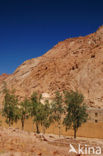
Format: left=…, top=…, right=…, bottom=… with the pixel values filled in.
left=32, top=122, right=34, bottom=132
left=42, top=126, right=46, bottom=134
left=58, top=122, right=61, bottom=138
left=74, top=128, right=76, bottom=139
left=36, top=122, right=40, bottom=134
left=58, top=125, right=61, bottom=138
left=21, top=116, right=25, bottom=130
left=21, top=119, right=24, bottom=130
left=9, top=118, right=11, bottom=127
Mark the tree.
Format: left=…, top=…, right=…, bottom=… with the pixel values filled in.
left=63, top=91, right=88, bottom=139
left=2, top=89, right=20, bottom=126
left=30, top=92, right=43, bottom=133
left=51, top=92, right=64, bottom=137
left=30, top=92, right=53, bottom=134
left=19, top=98, right=30, bottom=130
left=40, top=100, right=53, bottom=134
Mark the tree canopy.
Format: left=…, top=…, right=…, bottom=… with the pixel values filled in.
left=63, top=91, right=88, bottom=138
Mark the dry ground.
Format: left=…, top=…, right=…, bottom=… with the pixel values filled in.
left=0, top=127, right=103, bottom=156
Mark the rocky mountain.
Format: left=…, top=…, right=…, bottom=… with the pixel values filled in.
left=0, top=73, right=8, bottom=83
left=0, top=26, right=103, bottom=108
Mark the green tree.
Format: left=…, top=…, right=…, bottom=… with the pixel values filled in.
left=51, top=92, right=64, bottom=137
left=2, top=89, right=19, bottom=126
left=19, top=98, right=30, bottom=130
left=41, top=100, right=53, bottom=134
left=63, top=91, right=88, bottom=139
left=30, top=92, right=43, bottom=133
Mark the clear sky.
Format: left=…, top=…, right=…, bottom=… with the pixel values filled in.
left=0, top=0, right=103, bottom=75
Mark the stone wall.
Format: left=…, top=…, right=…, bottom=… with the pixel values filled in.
left=87, top=108, right=103, bottom=123
left=1, top=107, right=103, bottom=139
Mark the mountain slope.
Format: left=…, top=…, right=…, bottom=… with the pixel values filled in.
left=0, top=26, right=103, bottom=108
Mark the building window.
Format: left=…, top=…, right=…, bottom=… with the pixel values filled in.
left=95, top=112, right=98, bottom=117
left=95, top=120, right=98, bottom=123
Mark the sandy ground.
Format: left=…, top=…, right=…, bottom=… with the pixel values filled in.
left=0, top=127, right=103, bottom=156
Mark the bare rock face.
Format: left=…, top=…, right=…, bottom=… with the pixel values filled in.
left=0, top=73, right=9, bottom=83
left=0, top=26, right=103, bottom=107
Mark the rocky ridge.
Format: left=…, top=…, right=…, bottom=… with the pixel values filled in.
left=0, top=26, right=103, bottom=107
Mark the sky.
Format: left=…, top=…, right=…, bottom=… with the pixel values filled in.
left=0, top=0, right=103, bottom=75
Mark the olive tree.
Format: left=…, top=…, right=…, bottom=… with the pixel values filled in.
left=30, top=92, right=42, bottom=133
left=51, top=92, right=64, bottom=137
left=63, top=91, right=88, bottom=139
left=2, top=89, right=19, bottom=126
left=19, top=98, right=30, bottom=130
left=41, top=100, right=53, bottom=134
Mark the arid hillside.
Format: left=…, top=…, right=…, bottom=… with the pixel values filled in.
left=0, top=26, right=103, bottom=108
